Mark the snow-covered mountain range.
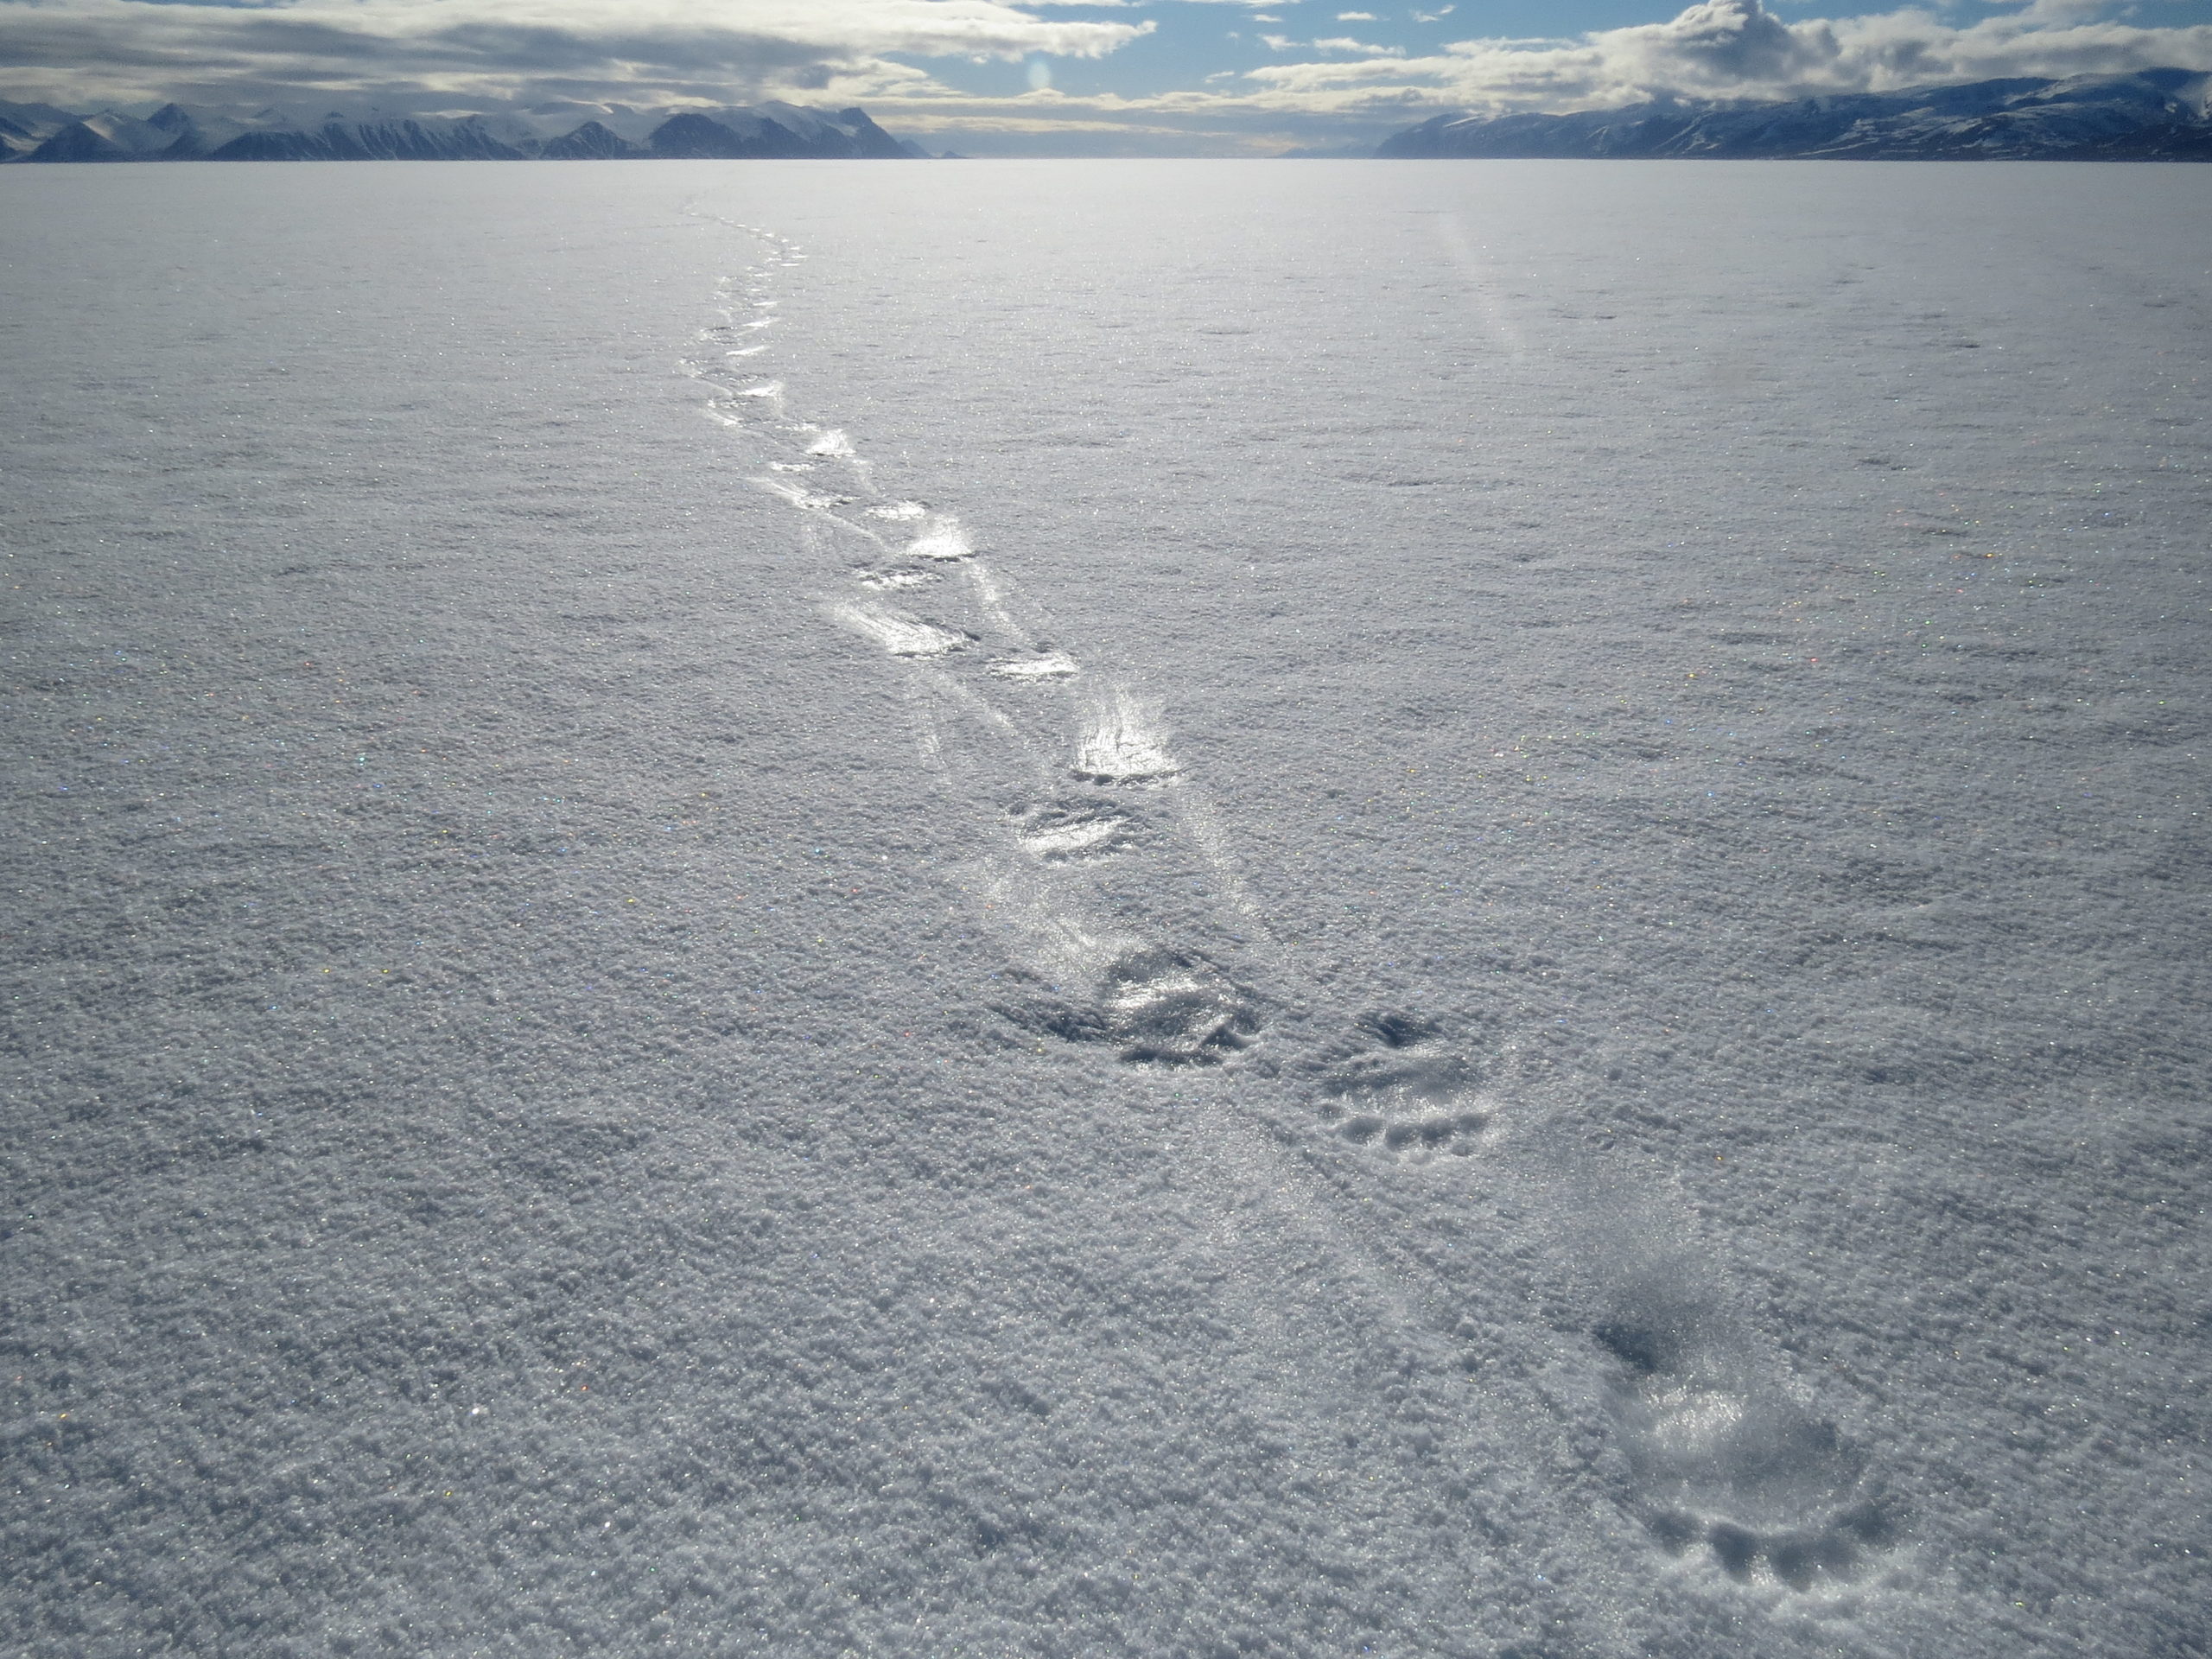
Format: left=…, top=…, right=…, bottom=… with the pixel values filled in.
left=0, top=99, right=925, bottom=162
left=1378, top=69, right=2212, bottom=160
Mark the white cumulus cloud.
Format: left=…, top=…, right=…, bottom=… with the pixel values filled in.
left=1240, top=0, right=2212, bottom=116
left=0, top=0, right=1152, bottom=113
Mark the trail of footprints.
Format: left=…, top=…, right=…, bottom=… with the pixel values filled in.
left=687, top=221, right=1268, bottom=1072
left=683, top=218, right=1898, bottom=1599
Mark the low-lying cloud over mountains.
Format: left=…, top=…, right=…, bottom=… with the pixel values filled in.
left=1378, top=68, right=2212, bottom=160
left=11, top=71, right=2208, bottom=166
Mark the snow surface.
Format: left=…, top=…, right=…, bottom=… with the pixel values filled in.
left=2, top=157, right=2209, bottom=1657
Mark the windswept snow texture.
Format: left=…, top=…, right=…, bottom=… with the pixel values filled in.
left=3, top=159, right=2209, bottom=1658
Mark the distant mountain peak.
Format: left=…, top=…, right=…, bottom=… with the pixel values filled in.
left=1376, top=69, right=2212, bottom=161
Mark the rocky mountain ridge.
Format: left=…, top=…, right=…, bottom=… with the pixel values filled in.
left=0, top=99, right=925, bottom=162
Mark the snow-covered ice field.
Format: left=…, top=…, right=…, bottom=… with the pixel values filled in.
left=3, top=158, right=2208, bottom=1657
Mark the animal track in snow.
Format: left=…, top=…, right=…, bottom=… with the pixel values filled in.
left=1354, top=1010, right=1440, bottom=1048
left=754, top=478, right=852, bottom=512
left=1313, top=1012, right=1494, bottom=1158
left=1588, top=1300, right=1895, bottom=1591
left=1072, top=690, right=1178, bottom=785
left=904, top=516, right=976, bottom=563
left=688, top=219, right=1902, bottom=1610
left=1012, top=798, right=1141, bottom=863
left=1644, top=1496, right=1898, bottom=1592
left=1102, top=950, right=1262, bottom=1065
left=830, top=603, right=973, bottom=658
left=855, top=563, right=940, bottom=591
left=851, top=535, right=976, bottom=592
left=1000, top=948, right=1262, bottom=1067
left=990, top=651, right=1078, bottom=682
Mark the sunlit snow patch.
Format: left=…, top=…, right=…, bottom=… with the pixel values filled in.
left=1073, top=689, right=1177, bottom=784
left=1643, top=1386, right=1749, bottom=1461
left=830, top=603, right=970, bottom=658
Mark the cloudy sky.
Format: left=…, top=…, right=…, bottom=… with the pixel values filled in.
left=3, top=0, right=2210, bottom=153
